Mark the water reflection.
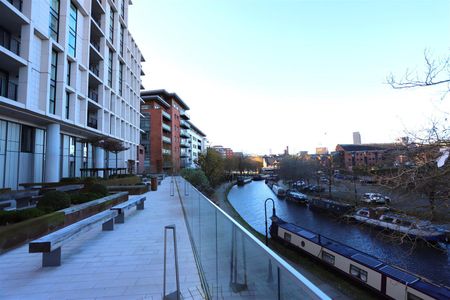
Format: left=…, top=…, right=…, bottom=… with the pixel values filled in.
left=228, top=181, right=450, bottom=286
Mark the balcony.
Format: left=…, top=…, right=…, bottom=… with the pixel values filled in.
left=180, top=120, right=190, bottom=129
left=162, top=110, right=171, bottom=120
left=176, top=177, right=329, bottom=299
left=162, top=136, right=171, bottom=144
left=0, top=78, right=17, bottom=101
left=180, top=110, right=190, bottom=120
left=180, top=150, right=189, bottom=158
left=87, top=117, right=98, bottom=129
left=89, top=63, right=100, bottom=77
left=180, top=129, right=190, bottom=138
left=6, top=0, right=22, bottom=11
left=180, top=139, right=189, bottom=148
left=162, top=123, right=171, bottom=132
left=88, top=88, right=99, bottom=102
left=162, top=149, right=171, bottom=155
left=0, top=29, right=20, bottom=56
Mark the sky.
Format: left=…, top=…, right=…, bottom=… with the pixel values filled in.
left=128, top=0, right=450, bottom=155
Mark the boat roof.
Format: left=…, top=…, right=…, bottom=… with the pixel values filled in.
left=410, top=280, right=450, bottom=300
left=279, top=223, right=318, bottom=242
left=312, top=198, right=353, bottom=207
left=351, top=253, right=383, bottom=268
left=378, top=265, right=418, bottom=284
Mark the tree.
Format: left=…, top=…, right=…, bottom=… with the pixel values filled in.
left=279, top=156, right=320, bottom=184
left=102, top=139, right=129, bottom=172
left=198, top=148, right=225, bottom=187
left=387, top=51, right=450, bottom=96
left=386, top=52, right=450, bottom=220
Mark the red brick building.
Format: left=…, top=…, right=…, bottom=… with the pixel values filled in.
left=335, top=144, right=389, bottom=170
left=141, top=90, right=190, bottom=173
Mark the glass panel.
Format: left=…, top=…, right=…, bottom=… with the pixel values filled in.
left=5, top=122, right=20, bottom=189
left=176, top=177, right=327, bottom=300
left=0, top=120, right=6, bottom=187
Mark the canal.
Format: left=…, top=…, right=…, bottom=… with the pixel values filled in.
left=228, top=180, right=450, bottom=286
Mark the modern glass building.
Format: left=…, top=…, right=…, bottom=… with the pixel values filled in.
left=0, top=0, right=144, bottom=189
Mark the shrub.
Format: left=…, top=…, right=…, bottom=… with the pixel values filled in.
left=0, top=208, right=46, bottom=225
left=70, top=192, right=102, bottom=205
left=37, top=191, right=71, bottom=213
left=180, top=169, right=210, bottom=190
left=87, top=183, right=108, bottom=196
left=82, top=177, right=97, bottom=187
left=60, top=177, right=81, bottom=184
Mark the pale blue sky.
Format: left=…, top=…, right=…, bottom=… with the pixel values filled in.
left=129, top=0, right=450, bottom=154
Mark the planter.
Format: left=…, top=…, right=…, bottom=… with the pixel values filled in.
left=107, top=185, right=149, bottom=195
left=0, top=192, right=128, bottom=253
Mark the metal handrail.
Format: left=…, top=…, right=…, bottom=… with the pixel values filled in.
left=163, top=224, right=180, bottom=300
left=176, top=176, right=331, bottom=300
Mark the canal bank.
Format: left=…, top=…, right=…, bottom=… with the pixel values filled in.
left=213, top=182, right=379, bottom=300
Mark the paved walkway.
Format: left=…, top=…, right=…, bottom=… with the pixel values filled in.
left=0, top=178, right=204, bottom=299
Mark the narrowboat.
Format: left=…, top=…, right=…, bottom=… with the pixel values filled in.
left=308, top=198, right=354, bottom=216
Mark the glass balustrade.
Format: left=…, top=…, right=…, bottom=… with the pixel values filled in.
left=175, top=177, right=330, bottom=300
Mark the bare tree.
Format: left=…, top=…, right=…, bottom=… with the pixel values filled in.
left=387, top=50, right=450, bottom=96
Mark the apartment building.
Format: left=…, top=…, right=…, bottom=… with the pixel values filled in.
left=0, top=0, right=144, bottom=189
left=140, top=89, right=190, bottom=174
left=187, top=121, right=206, bottom=168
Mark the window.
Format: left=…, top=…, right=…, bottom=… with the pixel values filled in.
left=120, top=0, right=125, bottom=17
left=49, top=50, right=58, bottom=114
left=20, top=125, right=34, bottom=153
left=68, top=3, right=77, bottom=57
left=283, top=232, right=291, bottom=242
left=65, top=92, right=70, bottom=119
left=49, top=0, right=60, bottom=41
left=108, top=49, right=113, bottom=87
left=119, top=26, right=124, bottom=56
left=321, top=251, right=335, bottom=265
left=349, top=265, right=368, bottom=282
left=118, top=63, right=123, bottom=96
left=66, top=60, right=71, bottom=85
left=109, top=6, right=114, bottom=43
left=407, top=293, right=424, bottom=300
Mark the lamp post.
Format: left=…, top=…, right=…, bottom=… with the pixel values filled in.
left=264, top=198, right=276, bottom=246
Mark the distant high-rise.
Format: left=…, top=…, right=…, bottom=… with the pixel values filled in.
left=353, top=132, right=362, bottom=145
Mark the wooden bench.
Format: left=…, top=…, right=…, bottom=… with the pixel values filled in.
left=110, top=196, right=146, bottom=224
left=29, top=209, right=118, bottom=267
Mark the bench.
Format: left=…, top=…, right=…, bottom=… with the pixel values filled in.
left=29, top=209, right=118, bottom=267
left=110, top=196, right=146, bottom=224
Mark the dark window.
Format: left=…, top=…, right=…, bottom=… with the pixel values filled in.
left=119, top=26, right=124, bottom=56
left=68, top=3, right=77, bottom=57
left=349, top=265, right=368, bottom=282
left=49, top=0, right=60, bottom=41
left=65, top=92, right=70, bottom=119
left=66, top=60, right=71, bottom=85
left=283, top=232, right=291, bottom=242
left=108, top=49, right=113, bottom=87
left=321, top=251, right=335, bottom=265
left=118, top=63, right=123, bottom=96
left=49, top=50, right=58, bottom=114
left=20, top=125, right=34, bottom=153
left=109, top=7, right=114, bottom=43
left=120, top=0, right=125, bottom=17
left=407, top=293, right=424, bottom=300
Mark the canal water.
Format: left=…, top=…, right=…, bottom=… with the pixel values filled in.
left=228, top=181, right=450, bottom=286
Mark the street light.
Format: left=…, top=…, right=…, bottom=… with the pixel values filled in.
left=264, top=198, right=276, bottom=246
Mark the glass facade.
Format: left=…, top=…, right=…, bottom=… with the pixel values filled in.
left=176, top=177, right=329, bottom=300
left=60, top=134, right=94, bottom=178
left=49, top=0, right=60, bottom=41
left=68, top=2, right=77, bottom=57
left=0, top=120, right=45, bottom=190
left=49, top=50, right=57, bottom=114
left=119, top=26, right=124, bottom=57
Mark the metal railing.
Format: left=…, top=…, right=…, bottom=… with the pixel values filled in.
left=175, top=177, right=330, bottom=300
left=88, top=88, right=99, bottom=102
left=89, top=63, right=100, bottom=77
left=163, top=224, right=180, bottom=300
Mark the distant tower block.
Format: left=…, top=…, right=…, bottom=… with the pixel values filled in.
left=353, top=132, right=361, bottom=145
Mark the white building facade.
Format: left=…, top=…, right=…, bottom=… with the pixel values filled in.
left=187, top=121, right=206, bottom=169
left=0, top=0, right=143, bottom=189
